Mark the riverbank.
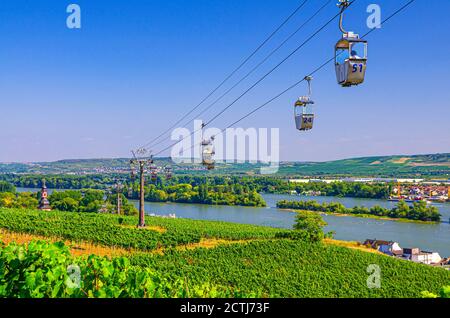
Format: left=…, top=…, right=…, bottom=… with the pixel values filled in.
left=277, top=198, right=442, bottom=223
left=139, top=197, right=267, bottom=208
left=15, top=186, right=450, bottom=207
left=13, top=186, right=267, bottom=209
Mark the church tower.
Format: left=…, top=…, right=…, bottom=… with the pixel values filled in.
left=38, top=179, right=52, bottom=211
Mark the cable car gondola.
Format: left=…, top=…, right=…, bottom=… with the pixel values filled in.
left=201, top=137, right=215, bottom=170
left=130, top=164, right=136, bottom=182
left=164, top=166, right=173, bottom=180
left=294, top=76, right=315, bottom=131
left=149, top=164, right=158, bottom=182
left=335, top=0, right=368, bottom=87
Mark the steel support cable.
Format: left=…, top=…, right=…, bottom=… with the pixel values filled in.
left=154, top=0, right=416, bottom=159
left=144, top=0, right=332, bottom=152
left=224, top=0, right=417, bottom=131
left=153, top=1, right=356, bottom=156
left=138, top=0, right=310, bottom=150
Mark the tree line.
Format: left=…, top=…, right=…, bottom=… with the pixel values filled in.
left=0, top=174, right=393, bottom=200
left=0, top=181, right=137, bottom=215
left=0, top=178, right=265, bottom=209
left=127, top=183, right=266, bottom=207
left=0, top=174, right=117, bottom=189
left=276, top=199, right=441, bottom=222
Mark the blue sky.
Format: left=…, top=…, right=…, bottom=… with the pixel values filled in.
left=0, top=0, right=449, bottom=162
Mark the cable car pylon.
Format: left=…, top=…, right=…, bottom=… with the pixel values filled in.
left=129, top=148, right=154, bottom=228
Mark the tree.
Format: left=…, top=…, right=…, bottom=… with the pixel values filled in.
left=426, top=205, right=441, bottom=222
left=12, top=193, right=39, bottom=209
left=80, top=189, right=104, bottom=207
left=51, top=197, right=79, bottom=212
left=198, top=184, right=209, bottom=202
left=146, top=189, right=168, bottom=202
left=0, top=192, right=16, bottom=208
left=82, top=200, right=103, bottom=213
left=370, top=205, right=389, bottom=217
left=293, top=211, right=327, bottom=242
left=410, top=201, right=441, bottom=222
left=0, top=181, right=15, bottom=193
left=391, top=200, right=410, bottom=219
left=122, top=202, right=138, bottom=216
left=49, top=190, right=82, bottom=203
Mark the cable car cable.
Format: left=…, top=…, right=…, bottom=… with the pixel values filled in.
left=138, top=0, right=310, bottom=150
left=152, top=1, right=356, bottom=156
left=144, top=0, right=332, bottom=152
left=203, top=0, right=344, bottom=127
left=153, top=0, right=416, bottom=158
left=152, top=1, right=355, bottom=157
left=222, top=0, right=417, bottom=136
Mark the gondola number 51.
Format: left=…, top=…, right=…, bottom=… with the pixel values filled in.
left=352, top=64, right=364, bottom=73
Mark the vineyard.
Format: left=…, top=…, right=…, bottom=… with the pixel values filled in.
left=0, top=207, right=449, bottom=298
left=0, top=241, right=250, bottom=298
left=0, top=208, right=286, bottom=250
left=130, top=240, right=450, bottom=298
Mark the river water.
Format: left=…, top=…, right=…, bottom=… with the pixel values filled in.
left=16, top=188, right=450, bottom=257
left=135, top=194, right=450, bottom=257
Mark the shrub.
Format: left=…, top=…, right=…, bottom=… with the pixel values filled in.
left=422, top=286, right=450, bottom=298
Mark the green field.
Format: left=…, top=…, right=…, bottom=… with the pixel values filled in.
left=0, top=207, right=449, bottom=298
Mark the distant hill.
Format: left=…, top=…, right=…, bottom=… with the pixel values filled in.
left=0, top=153, right=449, bottom=178
left=277, top=153, right=450, bottom=178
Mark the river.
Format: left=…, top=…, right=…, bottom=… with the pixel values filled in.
left=135, top=194, right=450, bottom=257
left=16, top=188, right=450, bottom=257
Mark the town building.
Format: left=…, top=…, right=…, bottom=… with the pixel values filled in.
left=289, top=179, right=342, bottom=184
left=363, top=239, right=403, bottom=256
left=403, top=248, right=442, bottom=265
left=364, top=239, right=444, bottom=266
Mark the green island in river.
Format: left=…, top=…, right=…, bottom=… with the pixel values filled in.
left=277, top=199, right=442, bottom=223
